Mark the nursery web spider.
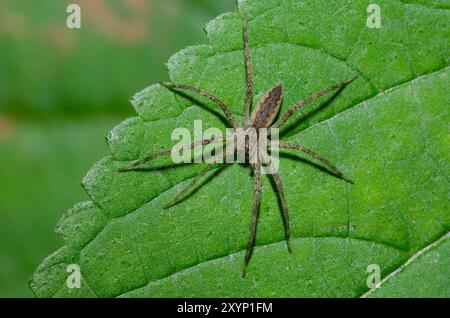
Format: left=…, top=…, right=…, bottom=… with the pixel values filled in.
left=120, top=15, right=356, bottom=277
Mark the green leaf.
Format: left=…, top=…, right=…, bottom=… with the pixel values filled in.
left=366, top=233, right=450, bottom=298
left=30, top=0, right=449, bottom=298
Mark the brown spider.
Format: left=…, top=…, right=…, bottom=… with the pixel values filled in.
left=120, top=15, right=356, bottom=277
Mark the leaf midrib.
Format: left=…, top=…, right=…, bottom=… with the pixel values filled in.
left=360, top=231, right=450, bottom=298
left=116, top=231, right=450, bottom=298
left=116, top=235, right=406, bottom=298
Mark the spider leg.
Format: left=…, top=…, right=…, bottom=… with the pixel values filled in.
left=163, top=141, right=235, bottom=209
left=243, top=161, right=261, bottom=278
left=242, top=14, right=253, bottom=125
left=163, top=162, right=217, bottom=209
left=273, top=76, right=357, bottom=129
left=271, top=166, right=293, bottom=254
left=119, top=137, right=223, bottom=172
left=280, top=141, right=354, bottom=184
left=160, top=82, right=238, bottom=128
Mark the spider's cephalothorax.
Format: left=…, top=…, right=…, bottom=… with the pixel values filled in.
left=120, top=15, right=356, bottom=277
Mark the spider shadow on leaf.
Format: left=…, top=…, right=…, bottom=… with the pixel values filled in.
left=123, top=162, right=204, bottom=173
left=279, top=152, right=347, bottom=181
left=170, top=89, right=234, bottom=129
left=279, top=86, right=346, bottom=139
left=163, top=163, right=230, bottom=208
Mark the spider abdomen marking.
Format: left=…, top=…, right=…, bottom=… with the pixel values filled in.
left=120, top=14, right=356, bottom=277
left=251, top=85, right=283, bottom=128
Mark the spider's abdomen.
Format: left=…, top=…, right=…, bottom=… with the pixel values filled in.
left=251, top=85, right=283, bottom=128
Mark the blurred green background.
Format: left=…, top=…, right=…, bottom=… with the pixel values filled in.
left=0, top=0, right=235, bottom=297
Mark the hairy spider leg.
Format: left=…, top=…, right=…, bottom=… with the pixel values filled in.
left=243, top=161, right=261, bottom=278
left=163, top=162, right=215, bottom=210
left=280, top=141, right=354, bottom=184
left=163, top=143, right=235, bottom=209
left=270, top=164, right=293, bottom=254
left=119, top=137, right=225, bottom=171
left=160, top=82, right=238, bottom=128
left=273, top=76, right=357, bottom=129
left=242, top=14, right=254, bottom=125
left=243, top=157, right=293, bottom=277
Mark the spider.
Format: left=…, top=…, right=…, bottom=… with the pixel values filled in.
left=120, top=15, right=356, bottom=277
